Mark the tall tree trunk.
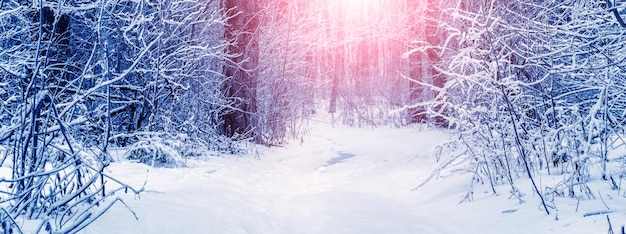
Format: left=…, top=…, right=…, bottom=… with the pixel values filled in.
left=407, top=0, right=444, bottom=124
left=407, top=0, right=425, bottom=123
left=223, top=0, right=260, bottom=141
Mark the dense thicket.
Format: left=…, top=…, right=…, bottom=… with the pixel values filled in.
left=410, top=0, right=626, bottom=213
left=0, top=0, right=230, bottom=231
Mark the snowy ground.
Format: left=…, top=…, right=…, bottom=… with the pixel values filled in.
left=82, top=118, right=626, bottom=233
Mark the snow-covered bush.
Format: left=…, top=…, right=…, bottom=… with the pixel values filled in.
left=125, top=135, right=187, bottom=168
left=122, top=132, right=242, bottom=167
left=411, top=0, right=626, bottom=214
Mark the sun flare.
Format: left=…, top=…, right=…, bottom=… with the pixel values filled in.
left=340, top=0, right=385, bottom=20
left=344, top=0, right=378, bottom=10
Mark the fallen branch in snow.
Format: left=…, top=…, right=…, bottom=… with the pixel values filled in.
left=582, top=210, right=614, bottom=217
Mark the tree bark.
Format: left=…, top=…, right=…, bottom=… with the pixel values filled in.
left=223, top=0, right=260, bottom=141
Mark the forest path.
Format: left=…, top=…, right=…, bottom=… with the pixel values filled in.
left=255, top=122, right=449, bottom=233
left=83, top=122, right=453, bottom=233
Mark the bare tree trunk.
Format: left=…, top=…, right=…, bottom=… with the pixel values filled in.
left=223, top=0, right=260, bottom=141
left=407, top=0, right=425, bottom=123
left=329, top=51, right=342, bottom=115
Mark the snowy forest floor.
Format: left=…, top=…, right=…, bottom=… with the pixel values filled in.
left=81, top=117, right=626, bottom=233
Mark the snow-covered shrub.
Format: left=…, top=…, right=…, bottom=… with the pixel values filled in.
left=125, top=135, right=187, bottom=168
left=412, top=0, right=626, bottom=214
left=123, top=132, right=235, bottom=167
